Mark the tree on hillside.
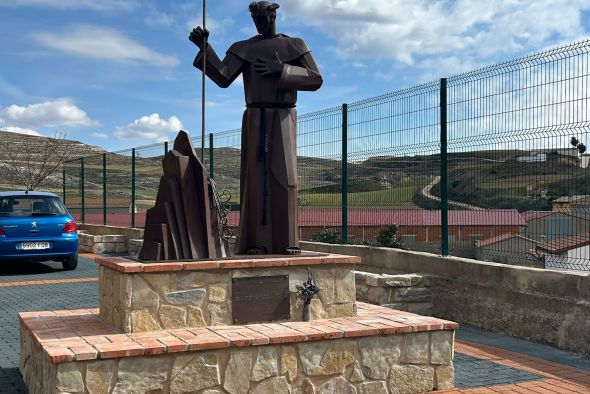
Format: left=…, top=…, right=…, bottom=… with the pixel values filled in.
left=0, top=131, right=73, bottom=191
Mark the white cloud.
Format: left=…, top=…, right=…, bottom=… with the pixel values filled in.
left=30, top=25, right=179, bottom=67
left=2, top=127, right=42, bottom=136
left=0, top=0, right=138, bottom=12
left=282, top=1, right=590, bottom=69
left=144, top=11, right=175, bottom=27
left=92, top=132, right=109, bottom=139
left=115, top=113, right=184, bottom=142
left=143, top=3, right=175, bottom=27
left=0, top=98, right=98, bottom=129
left=0, top=77, right=27, bottom=100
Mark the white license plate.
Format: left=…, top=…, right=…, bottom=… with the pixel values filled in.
left=21, top=242, right=51, bottom=250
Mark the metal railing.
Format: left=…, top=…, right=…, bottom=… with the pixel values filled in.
left=63, top=39, right=590, bottom=271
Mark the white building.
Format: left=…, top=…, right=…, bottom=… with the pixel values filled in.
left=517, top=153, right=547, bottom=163
left=475, top=233, right=541, bottom=268
left=581, top=154, right=590, bottom=169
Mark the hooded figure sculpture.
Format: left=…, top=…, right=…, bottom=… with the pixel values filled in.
left=190, top=1, right=323, bottom=255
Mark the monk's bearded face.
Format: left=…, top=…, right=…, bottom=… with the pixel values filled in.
left=250, top=1, right=279, bottom=35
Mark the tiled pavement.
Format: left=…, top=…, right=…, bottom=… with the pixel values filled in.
left=1, top=256, right=589, bottom=393
left=0, top=254, right=98, bottom=394
left=453, top=353, right=545, bottom=388
left=440, top=339, right=590, bottom=393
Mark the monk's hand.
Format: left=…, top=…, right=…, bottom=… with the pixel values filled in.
left=254, top=52, right=284, bottom=76
left=189, top=27, right=209, bottom=50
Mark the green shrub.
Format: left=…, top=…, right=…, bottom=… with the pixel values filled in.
left=311, top=228, right=342, bottom=244
left=376, top=224, right=406, bottom=249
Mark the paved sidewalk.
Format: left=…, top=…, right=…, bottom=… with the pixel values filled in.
left=0, top=255, right=589, bottom=393
left=0, top=254, right=99, bottom=394
left=441, top=338, right=590, bottom=394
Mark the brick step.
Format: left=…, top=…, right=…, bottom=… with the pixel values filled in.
left=20, top=303, right=458, bottom=393
left=95, top=253, right=361, bottom=273
left=19, top=302, right=457, bottom=364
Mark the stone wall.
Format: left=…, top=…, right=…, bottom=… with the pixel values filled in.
left=20, top=325, right=58, bottom=394
left=20, top=326, right=455, bottom=394
left=78, top=233, right=128, bottom=254
left=100, top=264, right=356, bottom=333
left=128, top=239, right=143, bottom=257
left=78, top=224, right=144, bottom=239
left=355, top=272, right=433, bottom=316
left=301, top=241, right=590, bottom=356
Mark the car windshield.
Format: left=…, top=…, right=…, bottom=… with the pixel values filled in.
left=0, top=196, right=68, bottom=217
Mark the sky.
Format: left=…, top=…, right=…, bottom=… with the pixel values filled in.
left=0, top=0, right=589, bottom=151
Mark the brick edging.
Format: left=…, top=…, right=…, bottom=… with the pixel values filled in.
left=19, top=303, right=458, bottom=364
left=94, top=254, right=361, bottom=273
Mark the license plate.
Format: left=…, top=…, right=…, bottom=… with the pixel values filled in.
left=21, top=242, right=51, bottom=250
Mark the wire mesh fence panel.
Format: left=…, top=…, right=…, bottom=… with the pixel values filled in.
left=82, top=154, right=104, bottom=225
left=346, top=82, right=442, bottom=253
left=135, top=143, right=166, bottom=228
left=63, top=159, right=83, bottom=222
left=59, top=38, right=590, bottom=271
left=190, top=134, right=207, bottom=167
left=296, top=106, right=344, bottom=242
left=104, top=149, right=133, bottom=228
left=212, top=129, right=241, bottom=209
left=446, top=40, right=590, bottom=270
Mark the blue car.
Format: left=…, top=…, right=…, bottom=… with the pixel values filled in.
left=0, top=191, right=78, bottom=270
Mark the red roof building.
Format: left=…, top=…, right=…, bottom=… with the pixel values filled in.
left=537, top=234, right=590, bottom=255
left=225, top=208, right=525, bottom=243
left=536, top=233, right=590, bottom=271
left=475, top=233, right=537, bottom=249
left=474, top=233, right=541, bottom=268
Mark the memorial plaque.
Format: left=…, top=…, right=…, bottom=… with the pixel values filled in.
left=232, top=275, right=290, bottom=324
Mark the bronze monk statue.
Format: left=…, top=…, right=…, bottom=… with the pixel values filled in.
left=190, top=1, right=323, bottom=255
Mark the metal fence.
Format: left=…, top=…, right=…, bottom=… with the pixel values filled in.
left=64, top=39, right=590, bottom=271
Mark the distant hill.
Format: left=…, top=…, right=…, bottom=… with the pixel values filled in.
left=4, top=130, right=582, bottom=214
left=0, top=132, right=104, bottom=193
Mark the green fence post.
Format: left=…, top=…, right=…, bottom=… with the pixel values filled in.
left=440, top=78, right=449, bottom=256
left=209, top=133, right=214, bottom=178
left=164, top=141, right=168, bottom=156
left=131, top=148, right=136, bottom=228
left=103, top=153, right=107, bottom=226
left=80, top=157, right=85, bottom=224
left=62, top=167, right=66, bottom=205
left=341, top=103, right=349, bottom=245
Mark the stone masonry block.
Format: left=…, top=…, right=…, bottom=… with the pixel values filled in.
left=430, top=331, right=454, bottom=365
left=102, top=235, right=127, bottom=243
left=394, top=288, right=431, bottom=303
left=402, top=332, right=430, bottom=364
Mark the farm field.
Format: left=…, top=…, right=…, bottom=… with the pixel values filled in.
left=301, top=186, right=420, bottom=207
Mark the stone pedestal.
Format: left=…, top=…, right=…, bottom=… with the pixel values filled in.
left=96, top=254, right=357, bottom=332
left=19, top=253, right=458, bottom=394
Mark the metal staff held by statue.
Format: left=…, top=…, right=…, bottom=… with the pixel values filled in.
left=201, top=0, right=207, bottom=160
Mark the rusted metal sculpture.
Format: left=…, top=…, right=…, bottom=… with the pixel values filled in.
left=190, top=1, right=323, bottom=255
left=139, top=131, right=230, bottom=261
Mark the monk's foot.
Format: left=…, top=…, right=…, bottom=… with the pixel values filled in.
left=283, top=246, right=302, bottom=255
left=246, top=246, right=267, bottom=255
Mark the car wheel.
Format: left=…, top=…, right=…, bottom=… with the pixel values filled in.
left=62, top=254, right=78, bottom=271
